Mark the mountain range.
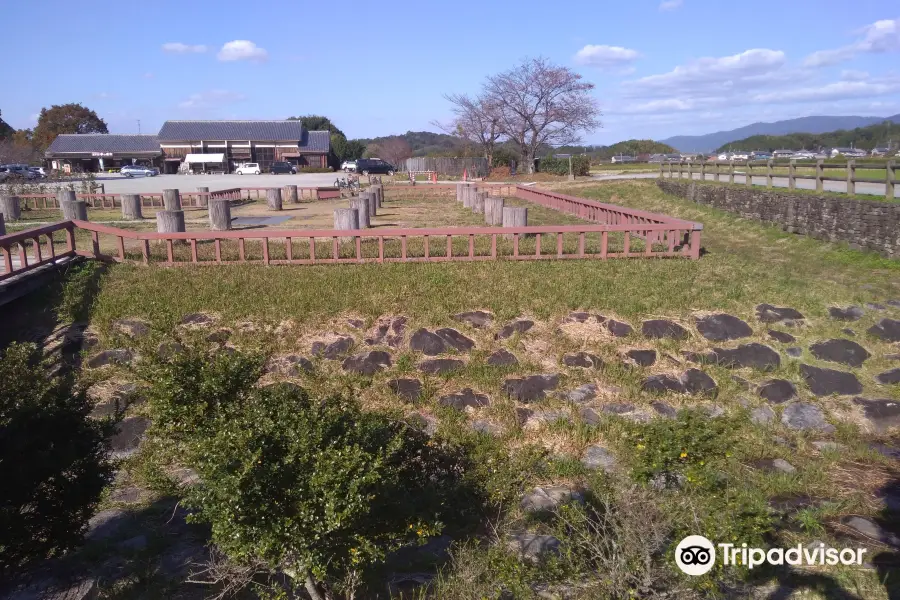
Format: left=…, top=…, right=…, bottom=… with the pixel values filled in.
left=659, top=115, right=900, bottom=153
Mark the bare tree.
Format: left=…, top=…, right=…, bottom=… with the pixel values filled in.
left=372, top=136, right=412, bottom=168
left=483, top=57, right=601, bottom=173
left=432, top=94, right=504, bottom=167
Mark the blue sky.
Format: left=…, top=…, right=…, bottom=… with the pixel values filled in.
left=2, top=0, right=898, bottom=145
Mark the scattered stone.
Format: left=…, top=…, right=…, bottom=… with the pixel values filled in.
left=841, top=516, right=900, bottom=548
left=109, top=486, right=144, bottom=504
left=829, top=306, right=865, bottom=321
left=642, top=375, right=685, bottom=394
left=418, top=358, right=465, bottom=375
left=409, top=329, right=447, bottom=355
left=680, top=369, right=717, bottom=395
left=868, top=318, right=900, bottom=342
left=502, top=374, right=560, bottom=403
left=157, top=340, right=184, bottom=360
left=406, top=412, right=438, bottom=436
left=86, top=348, right=134, bottom=369
left=520, top=486, right=583, bottom=513
left=651, top=401, right=677, bottom=418
left=365, top=315, right=407, bottom=347
left=435, top=328, right=475, bottom=351
left=812, top=441, right=844, bottom=452
left=561, top=383, right=598, bottom=404
left=650, top=472, right=686, bottom=491
left=524, top=410, right=571, bottom=428
left=112, top=318, right=150, bottom=339
left=604, top=319, right=633, bottom=337
left=786, top=347, right=803, bottom=358
left=625, top=349, right=656, bottom=366
left=767, top=330, right=796, bottom=344
left=487, top=349, right=518, bottom=367
left=88, top=383, right=140, bottom=419
left=867, top=303, right=886, bottom=311
left=439, top=388, right=489, bottom=410
left=751, top=405, right=776, bottom=425
left=887, top=354, right=900, bottom=361
left=311, top=336, right=354, bottom=360
left=86, top=508, right=130, bottom=541
left=853, top=398, right=900, bottom=433
left=695, top=313, right=752, bottom=341
left=781, top=403, right=835, bottom=433
left=888, top=300, right=900, bottom=308
left=582, top=445, right=618, bottom=472
left=565, top=311, right=592, bottom=323
left=768, top=494, right=817, bottom=513
left=809, top=339, right=871, bottom=368
left=870, top=443, right=900, bottom=460
left=841, top=328, right=856, bottom=337
left=346, top=318, right=365, bottom=329
left=118, top=534, right=148, bottom=552
left=515, top=407, right=534, bottom=425
left=711, top=343, right=781, bottom=371
left=265, top=354, right=313, bottom=376
left=757, top=379, right=797, bottom=404
left=180, top=312, right=217, bottom=327
left=732, top=375, right=752, bottom=390
left=205, top=328, right=231, bottom=344
left=158, top=539, right=208, bottom=578
left=875, top=368, right=900, bottom=385
left=472, top=420, right=501, bottom=435
left=342, top=351, right=392, bottom=375
left=495, top=319, right=535, bottom=340
left=388, top=535, right=453, bottom=566
left=756, top=304, right=805, bottom=323
left=753, top=458, right=797, bottom=474
left=641, top=319, right=689, bottom=340
left=172, top=467, right=200, bottom=488
left=579, top=407, right=601, bottom=425
left=602, top=402, right=636, bottom=415
left=800, top=364, right=863, bottom=396
left=453, top=310, right=494, bottom=328
left=389, top=378, right=423, bottom=402
left=506, top=532, right=561, bottom=561
left=111, top=416, right=149, bottom=459
left=562, top=351, right=603, bottom=368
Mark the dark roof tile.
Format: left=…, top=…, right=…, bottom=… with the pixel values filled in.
left=46, top=134, right=161, bottom=155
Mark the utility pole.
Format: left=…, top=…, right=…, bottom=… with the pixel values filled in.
left=137, top=119, right=141, bottom=134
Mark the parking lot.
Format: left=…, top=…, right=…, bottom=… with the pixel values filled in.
left=89, top=171, right=346, bottom=194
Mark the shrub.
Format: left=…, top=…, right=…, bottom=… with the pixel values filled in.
left=297, top=166, right=333, bottom=173
left=0, top=343, right=113, bottom=574
left=536, top=155, right=591, bottom=176
left=144, top=348, right=478, bottom=599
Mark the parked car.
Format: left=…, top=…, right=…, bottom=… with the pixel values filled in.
left=0, top=167, right=10, bottom=182
left=355, top=158, right=394, bottom=175
left=120, top=165, right=159, bottom=177
left=28, top=166, right=47, bottom=177
left=2, top=164, right=38, bottom=179
left=270, top=161, right=296, bottom=174
left=341, top=160, right=357, bottom=172
left=236, top=163, right=261, bottom=175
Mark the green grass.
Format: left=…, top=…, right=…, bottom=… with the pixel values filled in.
left=661, top=173, right=898, bottom=202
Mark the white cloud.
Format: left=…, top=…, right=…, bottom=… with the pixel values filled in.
left=573, top=44, right=640, bottom=68
left=840, top=69, right=869, bottom=81
left=622, top=48, right=786, bottom=97
left=751, top=78, right=900, bottom=104
left=659, top=0, right=683, bottom=11
left=162, top=42, right=207, bottom=54
left=804, top=18, right=900, bottom=67
left=178, top=90, right=247, bottom=109
left=217, top=40, right=268, bottom=62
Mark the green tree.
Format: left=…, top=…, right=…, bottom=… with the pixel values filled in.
left=287, top=115, right=345, bottom=138
left=145, top=348, right=478, bottom=599
left=31, top=103, right=108, bottom=151
left=0, top=109, right=14, bottom=140
left=0, top=343, right=113, bottom=575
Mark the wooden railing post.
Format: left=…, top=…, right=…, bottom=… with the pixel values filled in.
left=728, top=161, right=734, bottom=184
left=816, top=159, right=824, bottom=193
left=847, top=160, right=856, bottom=196
left=788, top=160, right=796, bottom=190
left=745, top=161, right=752, bottom=187
left=658, top=162, right=663, bottom=178
left=766, top=160, right=773, bottom=188
left=887, top=160, right=896, bottom=201
left=687, top=161, right=693, bottom=180
left=700, top=161, right=706, bottom=181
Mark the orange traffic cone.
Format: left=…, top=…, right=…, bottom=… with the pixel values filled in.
left=431, top=171, right=437, bottom=183
left=462, top=168, right=468, bottom=182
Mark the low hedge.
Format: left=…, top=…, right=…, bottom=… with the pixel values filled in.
left=537, top=155, right=591, bottom=176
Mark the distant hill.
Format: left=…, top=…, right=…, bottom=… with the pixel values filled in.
left=714, top=120, right=900, bottom=153
left=660, top=115, right=900, bottom=153
left=356, top=131, right=464, bottom=157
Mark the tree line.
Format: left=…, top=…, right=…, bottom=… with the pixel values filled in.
left=714, top=120, right=900, bottom=153
left=0, top=104, right=109, bottom=165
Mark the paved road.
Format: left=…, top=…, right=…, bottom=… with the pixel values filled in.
left=595, top=171, right=893, bottom=197
left=63, top=172, right=345, bottom=194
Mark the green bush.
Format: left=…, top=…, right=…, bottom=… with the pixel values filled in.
left=0, top=343, right=113, bottom=574
left=297, top=166, right=333, bottom=173
left=144, top=348, right=479, bottom=599
left=536, top=155, right=591, bottom=176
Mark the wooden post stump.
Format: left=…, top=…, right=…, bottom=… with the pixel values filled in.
left=163, top=189, right=182, bottom=211
left=473, top=191, right=486, bottom=214
left=57, top=189, right=76, bottom=213
left=365, top=189, right=377, bottom=217
left=456, top=183, right=466, bottom=203
left=121, top=194, right=143, bottom=220
left=157, top=210, right=186, bottom=233
left=266, top=188, right=283, bottom=211
left=0, top=195, right=22, bottom=221
left=350, top=197, right=370, bottom=228
left=196, top=187, right=210, bottom=207
left=485, top=197, right=505, bottom=225
left=61, top=200, right=88, bottom=221
left=502, top=206, right=527, bottom=239
left=463, top=186, right=474, bottom=208
left=372, top=184, right=383, bottom=207
left=284, top=185, right=299, bottom=204
left=333, top=208, right=359, bottom=243
left=209, top=199, right=232, bottom=231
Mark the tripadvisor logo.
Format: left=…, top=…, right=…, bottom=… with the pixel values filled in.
left=674, top=535, right=868, bottom=576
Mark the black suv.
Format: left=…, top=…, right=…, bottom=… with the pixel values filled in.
left=270, top=161, right=296, bottom=174
left=356, top=159, right=395, bottom=175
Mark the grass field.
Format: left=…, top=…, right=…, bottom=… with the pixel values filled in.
left=4, top=180, right=900, bottom=599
